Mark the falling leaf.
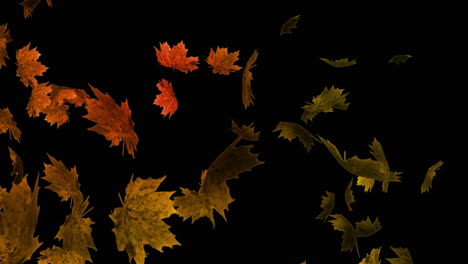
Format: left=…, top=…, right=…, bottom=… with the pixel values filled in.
left=0, top=24, right=12, bottom=69
left=301, top=86, right=350, bottom=123
left=273, top=122, right=319, bottom=152
left=329, top=214, right=382, bottom=257
left=154, top=79, right=178, bottom=118
left=280, top=15, right=300, bottom=36
left=84, top=85, right=139, bottom=158
left=43, top=154, right=81, bottom=202
left=154, top=41, right=199, bottom=73
left=16, top=43, right=48, bottom=88
left=345, top=178, right=355, bottom=211
left=359, top=248, right=381, bottom=264
left=20, top=0, right=55, bottom=18
left=0, top=108, right=22, bottom=142
left=388, top=55, right=412, bottom=64
left=206, top=47, right=242, bottom=75
left=38, top=246, right=85, bottom=264
left=386, top=247, right=413, bottom=264
left=109, top=176, right=180, bottom=264
left=320, top=58, right=357, bottom=68
left=230, top=121, right=260, bottom=141
left=9, top=147, right=25, bottom=184
left=421, top=160, right=443, bottom=193
left=316, top=191, right=335, bottom=221
left=0, top=176, right=42, bottom=264
left=174, top=122, right=263, bottom=227
left=242, top=49, right=259, bottom=109
left=319, top=137, right=402, bottom=192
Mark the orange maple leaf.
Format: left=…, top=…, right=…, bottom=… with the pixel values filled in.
left=84, top=85, right=139, bottom=158
left=20, top=0, right=53, bottom=18
left=206, top=47, right=242, bottom=75
left=154, top=41, right=199, bottom=73
left=154, top=79, right=178, bottom=118
left=16, top=43, right=48, bottom=88
left=0, top=108, right=22, bottom=142
left=0, top=24, right=12, bottom=69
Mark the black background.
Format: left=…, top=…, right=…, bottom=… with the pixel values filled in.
left=0, top=1, right=466, bottom=264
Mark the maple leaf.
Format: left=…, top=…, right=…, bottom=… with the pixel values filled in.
left=109, top=176, right=180, bottom=264
left=174, top=122, right=263, bottom=227
left=301, top=86, right=350, bottom=123
left=0, top=176, right=42, bottom=264
left=389, top=55, right=412, bottom=64
left=16, top=43, right=48, bottom=88
left=280, top=14, right=301, bottom=36
left=154, top=41, right=199, bottom=73
left=242, top=49, right=259, bottom=109
left=359, top=248, right=381, bottom=264
left=38, top=246, right=85, bottom=264
left=84, top=85, right=139, bottom=158
left=154, top=79, right=178, bottom=118
left=329, top=214, right=382, bottom=257
left=9, top=147, right=25, bottom=184
left=320, top=58, right=357, bottom=68
left=345, top=178, right=355, bottom=211
left=0, top=108, right=22, bottom=142
left=316, top=191, right=335, bottom=221
left=230, top=121, right=260, bottom=141
left=386, top=247, right=413, bottom=264
left=421, top=160, right=443, bottom=193
left=319, top=136, right=402, bottom=192
left=273, top=122, right=319, bottom=152
left=206, top=47, right=242, bottom=75
left=0, top=24, right=12, bottom=69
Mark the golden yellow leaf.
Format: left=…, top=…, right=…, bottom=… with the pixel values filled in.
left=320, top=58, right=357, bottom=68
left=0, top=24, right=12, bottom=69
left=316, top=191, right=335, bottom=221
left=8, top=147, right=24, bottom=184
left=421, top=160, right=443, bottom=193
left=110, top=176, right=180, bottom=264
left=0, top=176, right=42, bottom=264
left=38, top=246, right=85, bottom=264
left=43, top=155, right=81, bottom=202
left=0, top=108, right=21, bottom=142
left=359, top=248, right=381, bottom=264
left=16, top=43, right=48, bottom=88
left=345, top=178, right=355, bottom=211
left=386, top=247, right=413, bottom=264
left=280, top=15, right=301, bottom=36
left=242, top=49, right=259, bottom=109
left=174, top=122, right=263, bottom=227
left=301, top=86, right=350, bottom=123
left=273, top=122, right=319, bottom=152
left=388, top=55, right=412, bottom=64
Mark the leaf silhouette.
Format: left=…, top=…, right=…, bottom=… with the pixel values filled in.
left=9, top=147, right=25, bottom=184
left=359, top=248, right=381, bottom=264
left=206, top=47, right=242, bottom=75
left=320, top=136, right=402, bottom=192
left=316, top=191, right=335, bottom=221
left=0, top=24, right=12, bottom=69
left=386, top=247, right=413, bottom=264
left=83, top=85, right=139, bottom=158
left=421, top=160, right=443, bottom=193
left=344, top=178, right=355, bottom=211
left=173, top=122, right=263, bottom=227
left=301, top=86, right=350, bottom=123
left=154, top=41, right=199, bottom=73
left=388, top=55, right=412, bottom=64
left=273, top=122, right=319, bottom=152
left=0, top=176, right=42, bottom=264
left=109, top=176, right=180, bottom=264
left=280, top=15, right=300, bottom=36
left=242, top=49, right=259, bottom=109
left=320, top=58, right=357, bottom=68
left=329, top=214, right=382, bottom=257
left=0, top=108, right=21, bottom=142
left=16, top=43, right=48, bottom=88
left=154, top=79, right=178, bottom=118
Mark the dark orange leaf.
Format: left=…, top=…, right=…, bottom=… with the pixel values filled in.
left=16, top=43, right=48, bottom=88
left=154, top=41, right=199, bottom=73
left=154, top=79, right=178, bottom=118
left=0, top=108, right=22, bottom=142
left=206, top=47, right=242, bottom=75
left=0, top=24, right=12, bottom=69
left=83, top=85, right=139, bottom=158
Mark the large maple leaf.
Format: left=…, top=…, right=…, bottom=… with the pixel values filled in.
left=206, top=47, right=242, bottom=75
left=0, top=24, right=12, bottom=69
left=242, top=49, right=259, bottom=109
left=154, top=41, right=199, bottom=73
left=174, top=122, right=263, bottom=227
left=109, top=176, right=180, bottom=264
left=16, top=43, right=48, bottom=88
left=154, top=79, right=178, bottom=118
left=0, top=108, right=22, bottom=142
left=0, top=176, right=42, bottom=264
left=83, top=85, right=139, bottom=158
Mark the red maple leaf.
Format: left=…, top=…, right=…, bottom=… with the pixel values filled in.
left=83, top=85, right=139, bottom=158
left=154, top=79, right=178, bottom=118
left=154, top=41, right=199, bottom=73
left=206, top=47, right=242, bottom=75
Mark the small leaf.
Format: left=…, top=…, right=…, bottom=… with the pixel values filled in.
left=301, top=86, right=350, bottom=123
left=386, top=247, right=413, bottom=264
left=154, top=79, right=178, bottom=118
left=320, top=58, right=357, bottom=68
left=16, top=43, right=48, bottom=88
left=273, top=122, right=319, bottom=152
left=421, top=160, right=443, bottom=193
left=280, top=15, right=301, bottom=36
left=0, top=24, right=12, bottom=69
left=154, top=41, right=199, bottom=73
left=388, top=55, right=412, bottom=64
left=242, top=49, right=259, bottom=109
left=0, top=108, right=22, bottom=142
left=316, top=191, right=335, bottom=221
left=345, top=178, right=355, bottom=211
left=206, top=47, right=242, bottom=75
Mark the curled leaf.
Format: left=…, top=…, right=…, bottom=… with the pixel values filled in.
left=273, top=122, right=319, bottom=152
left=242, top=49, right=259, bottom=109
left=0, top=108, right=21, bottom=142
left=345, top=178, right=355, bottom=211
left=301, top=86, right=350, bottom=123
left=421, top=160, right=443, bottom=193
left=316, top=191, right=335, bottom=221
left=386, top=247, right=413, bottom=264
left=0, top=24, right=12, bottom=69
left=280, top=15, right=301, bottom=36
left=9, top=147, right=25, bottom=184
left=320, top=58, right=357, bottom=68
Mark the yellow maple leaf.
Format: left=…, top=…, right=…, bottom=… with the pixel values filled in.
left=359, top=247, right=381, bottom=264
left=0, top=24, right=12, bottom=69
left=301, top=86, right=350, bottom=123
left=242, top=49, right=259, bottom=109
left=16, top=43, right=48, bottom=88
left=0, top=176, right=42, bottom=264
left=273, top=122, right=319, bottom=152
left=345, top=178, right=355, bottom=211
left=174, top=122, right=263, bottom=227
left=206, top=47, right=242, bottom=75
left=110, top=176, right=180, bottom=264
left=316, top=191, right=335, bottom=221
left=386, top=247, right=413, bottom=264
left=0, top=108, right=21, bottom=142
left=421, top=160, right=443, bottom=193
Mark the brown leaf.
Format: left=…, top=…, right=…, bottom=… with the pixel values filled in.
left=16, top=43, right=48, bottom=88
left=0, top=108, right=21, bottom=142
